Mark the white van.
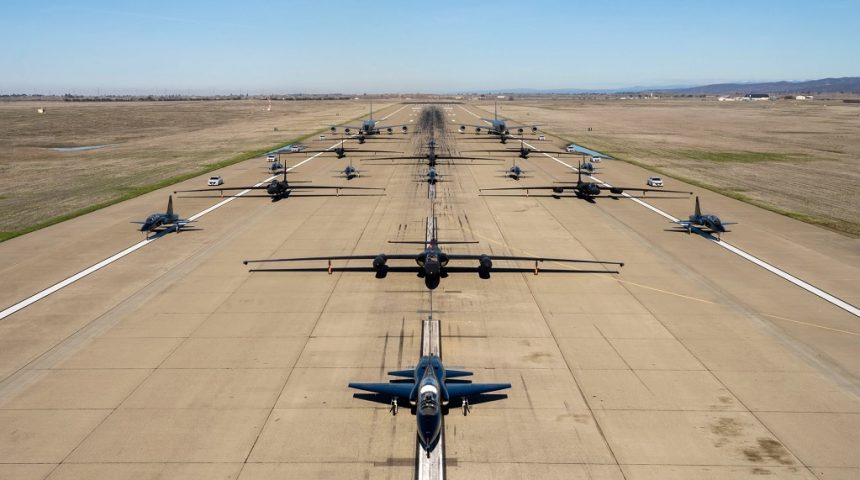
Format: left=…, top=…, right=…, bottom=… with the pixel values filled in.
left=266, top=154, right=277, bottom=162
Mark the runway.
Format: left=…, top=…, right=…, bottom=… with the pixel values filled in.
left=0, top=102, right=858, bottom=480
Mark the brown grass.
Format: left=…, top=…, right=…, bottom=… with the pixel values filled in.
left=0, top=100, right=383, bottom=238
left=491, top=98, right=860, bottom=236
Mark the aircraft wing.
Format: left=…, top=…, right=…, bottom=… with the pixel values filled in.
left=244, top=254, right=415, bottom=265
left=460, top=122, right=493, bottom=130
left=361, top=156, right=427, bottom=162
left=175, top=185, right=384, bottom=194
left=175, top=186, right=274, bottom=193
left=598, top=186, right=693, bottom=194
left=348, top=382, right=414, bottom=399
left=446, top=254, right=623, bottom=267
left=479, top=185, right=561, bottom=191
left=436, top=155, right=502, bottom=162
left=446, top=383, right=511, bottom=399
left=506, top=123, right=542, bottom=130
left=376, top=123, right=409, bottom=130
left=284, top=185, right=385, bottom=190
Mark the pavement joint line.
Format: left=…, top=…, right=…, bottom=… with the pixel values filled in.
left=457, top=104, right=859, bottom=318
left=0, top=134, right=365, bottom=321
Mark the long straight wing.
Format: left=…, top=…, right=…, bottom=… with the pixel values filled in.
left=176, top=185, right=384, bottom=194
left=248, top=266, right=420, bottom=273
left=283, top=149, right=402, bottom=155
left=348, top=382, right=414, bottom=399
left=599, top=186, right=692, bottom=194
left=445, top=254, right=623, bottom=267
left=446, top=383, right=511, bottom=398
left=244, top=254, right=415, bottom=265
left=479, top=185, right=691, bottom=195
left=479, top=185, right=561, bottom=191
left=443, top=266, right=621, bottom=275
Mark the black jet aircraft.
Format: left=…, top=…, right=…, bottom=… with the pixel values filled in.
left=328, top=102, right=409, bottom=136
left=418, top=167, right=445, bottom=184
left=334, top=159, right=363, bottom=180
left=131, top=195, right=194, bottom=237
left=243, top=225, right=623, bottom=289
left=457, top=103, right=540, bottom=143
left=363, top=137, right=498, bottom=167
left=498, top=158, right=528, bottom=180
left=671, top=196, right=737, bottom=237
left=266, top=160, right=286, bottom=174
left=175, top=168, right=383, bottom=201
left=481, top=161, right=691, bottom=202
left=349, top=354, right=511, bottom=456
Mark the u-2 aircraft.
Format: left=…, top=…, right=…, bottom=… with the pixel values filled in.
left=362, top=136, right=498, bottom=167
left=175, top=168, right=384, bottom=201
left=243, top=216, right=623, bottom=289
left=481, top=161, right=691, bottom=202
left=281, top=137, right=399, bottom=159
left=349, top=354, right=511, bottom=456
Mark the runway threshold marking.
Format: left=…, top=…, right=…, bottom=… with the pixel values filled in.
left=0, top=111, right=409, bottom=322
left=458, top=105, right=860, bottom=319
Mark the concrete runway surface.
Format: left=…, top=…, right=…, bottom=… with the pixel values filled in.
left=0, top=102, right=858, bottom=480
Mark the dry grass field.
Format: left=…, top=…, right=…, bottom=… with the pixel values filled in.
left=491, top=98, right=860, bottom=236
left=2, top=98, right=857, bottom=239
left=0, top=99, right=383, bottom=240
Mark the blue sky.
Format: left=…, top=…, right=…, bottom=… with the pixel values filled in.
left=2, top=0, right=857, bottom=94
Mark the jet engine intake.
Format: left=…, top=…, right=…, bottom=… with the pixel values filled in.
left=373, top=254, right=388, bottom=270
left=478, top=255, right=492, bottom=271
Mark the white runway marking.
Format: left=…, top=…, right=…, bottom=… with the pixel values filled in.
left=0, top=126, right=389, bottom=321
left=458, top=105, right=860, bottom=318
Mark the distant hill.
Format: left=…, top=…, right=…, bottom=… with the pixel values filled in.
left=478, top=77, right=860, bottom=96
left=653, top=77, right=860, bottom=95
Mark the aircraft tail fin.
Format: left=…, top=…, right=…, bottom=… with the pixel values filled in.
left=369, top=100, right=373, bottom=120
left=166, top=195, right=174, bottom=216
left=494, top=101, right=498, bottom=120
left=694, top=196, right=701, bottom=217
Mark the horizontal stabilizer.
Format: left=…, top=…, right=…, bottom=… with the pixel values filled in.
left=387, top=370, right=414, bottom=378
left=348, top=382, right=413, bottom=399
left=445, top=369, right=473, bottom=378
left=446, top=383, right=511, bottom=398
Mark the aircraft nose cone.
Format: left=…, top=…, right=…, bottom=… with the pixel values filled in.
left=417, top=412, right=441, bottom=452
